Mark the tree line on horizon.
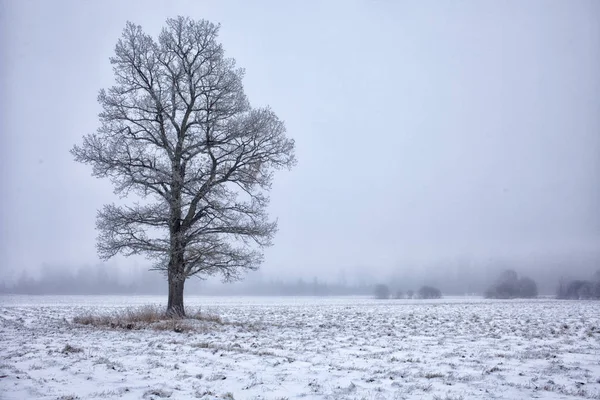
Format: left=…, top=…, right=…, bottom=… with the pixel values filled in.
left=3, top=265, right=599, bottom=299
left=372, top=269, right=600, bottom=300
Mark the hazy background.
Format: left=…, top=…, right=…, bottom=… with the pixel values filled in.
left=1, top=0, right=599, bottom=294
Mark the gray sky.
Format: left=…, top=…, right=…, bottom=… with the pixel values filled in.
left=1, top=0, right=599, bottom=282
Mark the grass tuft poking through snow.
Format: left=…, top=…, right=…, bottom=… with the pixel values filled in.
left=72, top=305, right=223, bottom=332
left=61, top=344, right=83, bottom=354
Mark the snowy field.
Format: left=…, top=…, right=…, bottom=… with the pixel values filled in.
left=1, top=295, right=600, bottom=400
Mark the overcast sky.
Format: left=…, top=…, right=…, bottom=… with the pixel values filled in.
left=1, top=0, right=599, bottom=282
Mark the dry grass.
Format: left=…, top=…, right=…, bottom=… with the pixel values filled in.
left=152, top=320, right=195, bottom=333
left=142, top=388, right=172, bottom=398
left=424, top=372, right=445, bottom=379
left=73, top=305, right=223, bottom=332
left=188, top=308, right=222, bottom=324
left=433, top=395, right=464, bottom=400
left=61, top=344, right=83, bottom=354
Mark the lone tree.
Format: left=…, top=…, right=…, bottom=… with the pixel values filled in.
left=418, top=285, right=442, bottom=299
left=72, top=17, right=296, bottom=316
left=374, top=284, right=390, bottom=299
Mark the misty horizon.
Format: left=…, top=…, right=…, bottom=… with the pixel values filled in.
left=2, top=253, right=599, bottom=297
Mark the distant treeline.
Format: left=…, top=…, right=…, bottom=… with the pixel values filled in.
left=556, top=271, right=600, bottom=300
left=2, top=263, right=599, bottom=298
left=1, top=267, right=166, bottom=295
left=482, top=269, right=600, bottom=300
left=206, top=279, right=374, bottom=296
left=0, top=266, right=374, bottom=296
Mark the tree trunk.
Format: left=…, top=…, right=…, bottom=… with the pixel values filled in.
left=167, top=273, right=186, bottom=317
left=167, top=155, right=186, bottom=318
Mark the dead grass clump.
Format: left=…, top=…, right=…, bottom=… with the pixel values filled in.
left=73, top=313, right=111, bottom=326
left=73, top=305, right=224, bottom=332
left=188, top=309, right=223, bottom=324
left=152, top=320, right=194, bottom=333
left=61, top=344, right=83, bottom=354
left=142, top=388, right=172, bottom=399
left=73, top=305, right=167, bottom=329
left=484, top=365, right=502, bottom=374
left=94, top=357, right=125, bottom=372
left=433, top=395, right=464, bottom=400
left=122, top=305, right=165, bottom=324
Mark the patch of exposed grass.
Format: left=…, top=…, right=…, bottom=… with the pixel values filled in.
left=188, top=309, right=222, bottom=324
left=72, top=305, right=223, bottom=332
left=89, top=388, right=131, bottom=398
left=484, top=365, right=502, bottom=374
left=424, top=372, right=445, bottom=379
left=509, top=381, right=600, bottom=399
left=142, top=388, right=172, bottom=398
left=94, top=357, right=125, bottom=372
left=433, top=394, right=464, bottom=400
left=61, top=344, right=83, bottom=354
left=152, top=320, right=194, bottom=333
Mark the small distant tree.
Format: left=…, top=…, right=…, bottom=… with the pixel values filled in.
left=518, top=277, right=538, bottom=298
left=567, top=280, right=594, bottom=299
left=374, top=284, right=390, bottom=299
left=418, top=285, right=442, bottom=299
left=394, top=290, right=404, bottom=299
left=485, top=270, right=538, bottom=299
left=556, top=277, right=568, bottom=299
left=406, top=289, right=414, bottom=299
left=557, top=271, right=600, bottom=300
left=488, top=269, right=519, bottom=298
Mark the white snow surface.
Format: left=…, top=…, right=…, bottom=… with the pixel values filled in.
left=1, top=295, right=599, bottom=399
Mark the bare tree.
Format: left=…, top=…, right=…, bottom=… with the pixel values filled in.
left=72, top=17, right=296, bottom=316
left=485, top=270, right=538, bottom=299
left=374, top=284, right=390, bottom=299
left=417, top=285, right=442, bottom=299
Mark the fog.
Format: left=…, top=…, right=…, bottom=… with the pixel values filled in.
left=1, top=1, right=599, bottom=294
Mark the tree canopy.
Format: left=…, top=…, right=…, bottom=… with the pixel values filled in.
left=72, top=17, right=296, bottom=315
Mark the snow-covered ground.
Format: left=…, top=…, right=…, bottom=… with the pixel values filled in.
left=1, top=295, right=599, bottom=399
